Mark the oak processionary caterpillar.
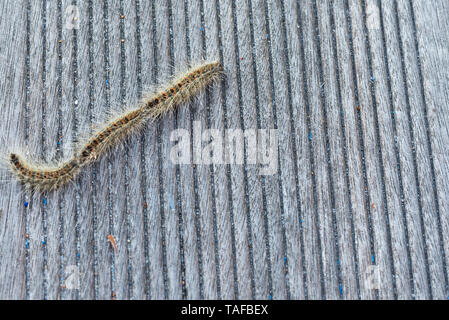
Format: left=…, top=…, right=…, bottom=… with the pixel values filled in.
left=7, top=61, right=222, bottom=192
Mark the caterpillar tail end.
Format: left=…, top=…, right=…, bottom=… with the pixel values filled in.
left=9, top=152, right=80, bottom=192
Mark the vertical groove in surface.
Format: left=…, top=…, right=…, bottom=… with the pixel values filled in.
left=151, top=0, right=169, bottom=299
left=214, top=0, right=239, bottom=299
left=75, top=0, right=93, bottom=297
left=343, top=0, right=378, bottom=299
left=267, top=0, right=299, bottom=299
left=134, top=0, right=151, bottom=300
left=294, top=0, right=325, bottom=299
left=198, top=0, right=221, bottom=299
left=70, top=0, right=82, bottom=301
left=270, top=0, right=308, bottom=300
left=371, top=0, right=418, bottom=299
left=23, top=0, right=32, bottom=300
left=87, top=0, right=99, bottom=300
left=56, top=0, right=66, bottom=300
left=375, top=0, right=412, bottom=300
left=183, top=0, right=207, bottom=299
left=276, top=0, right=308, bottom=299
left=102, top=0, right=116, bottom=299
left=118, top=0, right=133, bottom=299
left=247, top=0, right=277, bottom=299
left=40, top=0, right=49, bottom=300
left=328, top=0, right=361, bottom=299
left=166, top=0, right=188, bottom=300
left=408, top=0, right=449, bottom=296
left=360, top=0, right=402, bottom=298
left=391, top=0, right=432, bottom=298
left=201, top=0, right=232, bottom=300
left=229, top=0, right=256, bottom=299
left=310, top=0, right=343, bottom=298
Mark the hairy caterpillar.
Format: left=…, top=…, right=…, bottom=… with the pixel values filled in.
left=8, top=61, right=222, bottom=191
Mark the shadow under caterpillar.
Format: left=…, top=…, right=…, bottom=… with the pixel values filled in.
left=9, top=61, right=222, bottom=191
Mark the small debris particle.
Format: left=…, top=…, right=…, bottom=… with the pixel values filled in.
left=108, top=234, right=118, bottom=252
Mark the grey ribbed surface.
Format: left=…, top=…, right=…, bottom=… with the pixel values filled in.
left=0, top=0, right=448, bottom=300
